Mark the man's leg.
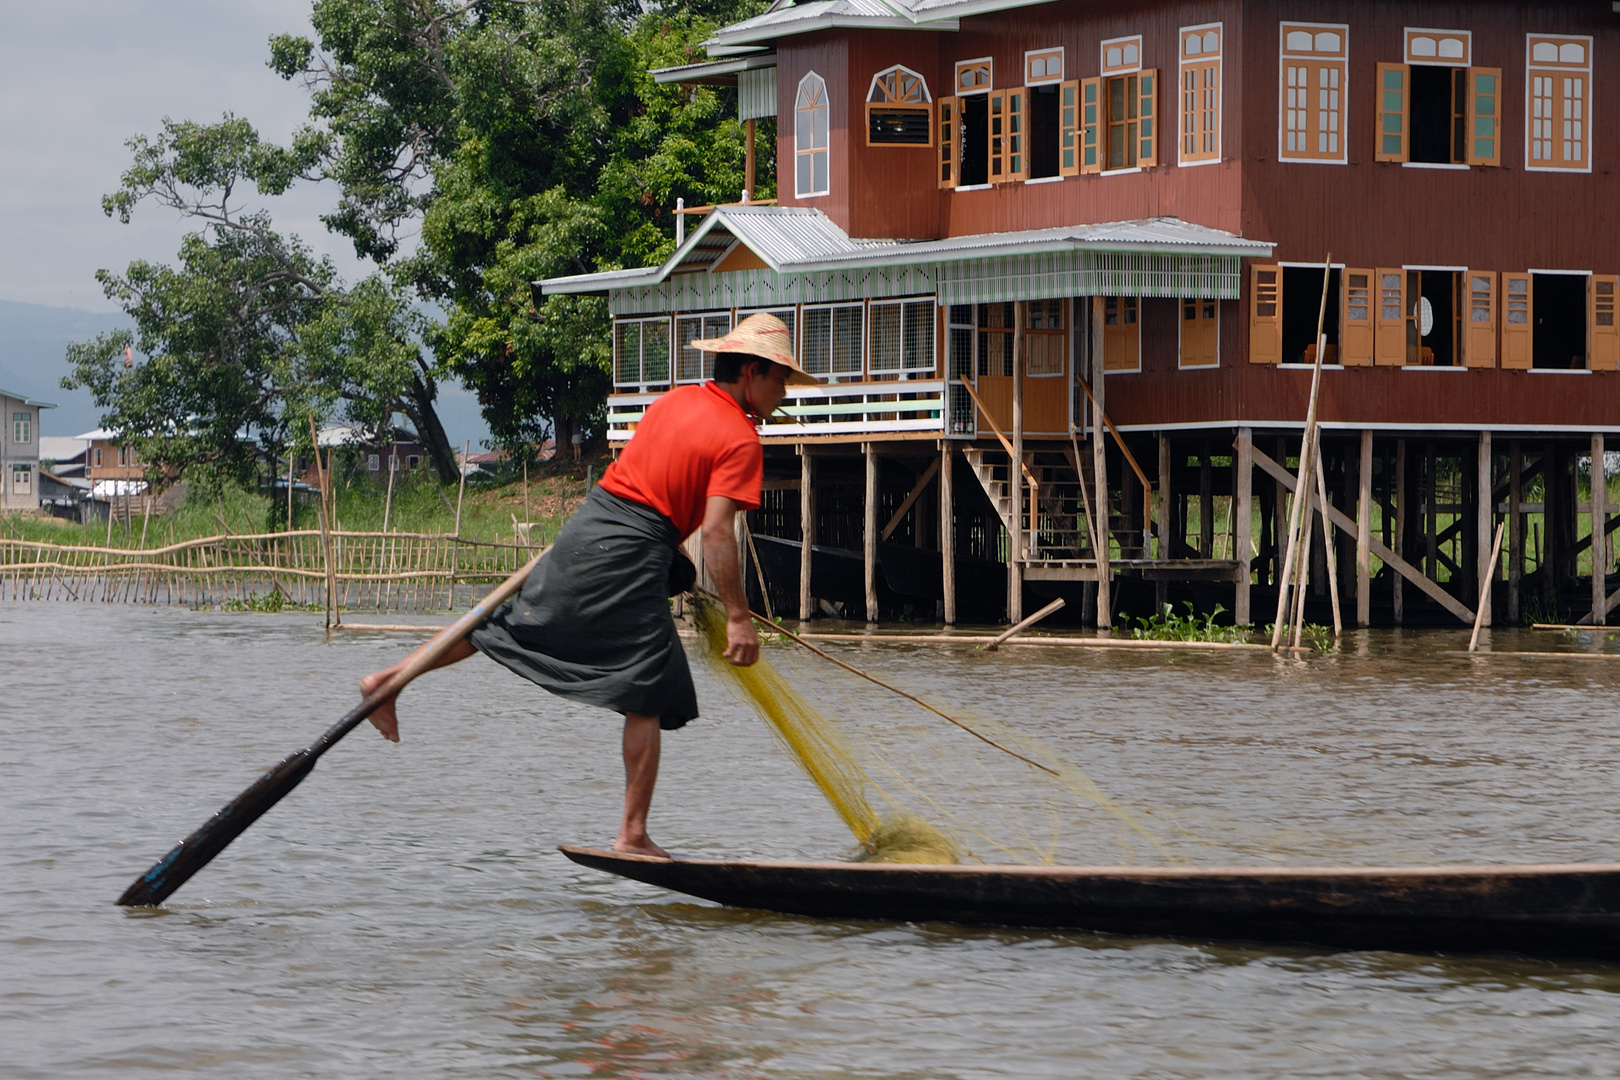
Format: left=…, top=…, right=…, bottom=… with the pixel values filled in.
left=359, top=638, right=478, bottom=741
left=615, top=712, right=669, bottom=858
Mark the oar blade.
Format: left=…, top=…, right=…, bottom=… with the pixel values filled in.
left=116, top=749, right=318, bottom=907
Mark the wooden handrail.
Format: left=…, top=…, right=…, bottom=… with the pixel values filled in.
left=955, top=377, right=1039, bottom=488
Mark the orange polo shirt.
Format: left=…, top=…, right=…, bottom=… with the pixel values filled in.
left=598, top=381, right=764, bottom=539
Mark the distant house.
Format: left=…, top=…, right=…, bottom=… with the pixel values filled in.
left=77, top=427, right=148, bottom=493
left=2, top=387, right=55, bottom=512
left=38, top=435, right=90, bottom=479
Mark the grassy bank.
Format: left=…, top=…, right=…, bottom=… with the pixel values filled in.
left=3, top=455, right=602, bottom=548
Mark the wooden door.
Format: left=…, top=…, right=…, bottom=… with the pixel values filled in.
left=974, top=301, right=1016, bottom=436
left=1024, top=298, right=1069, bottom=434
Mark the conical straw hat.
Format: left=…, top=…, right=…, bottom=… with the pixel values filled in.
left=692, top=312, right=821, bottom=386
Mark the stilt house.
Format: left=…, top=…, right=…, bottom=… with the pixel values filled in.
left=541, top=0, right=1620, bottom=629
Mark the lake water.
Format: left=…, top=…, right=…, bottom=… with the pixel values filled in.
left=6, top=602, right=1620, bottom=1077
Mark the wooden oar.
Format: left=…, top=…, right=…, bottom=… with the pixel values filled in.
left=115, top=552, right=543, bottom=907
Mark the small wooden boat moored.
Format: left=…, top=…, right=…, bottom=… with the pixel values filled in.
left=559, top=846, right=1620, bottom=961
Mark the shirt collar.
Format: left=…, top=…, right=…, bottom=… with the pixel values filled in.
left=704, top=380, right=759, bottom=426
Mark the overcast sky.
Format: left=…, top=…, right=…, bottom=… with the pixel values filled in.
left=0, top=0, right=374, bottom=308
left=0, top=0, right=491, bottom=444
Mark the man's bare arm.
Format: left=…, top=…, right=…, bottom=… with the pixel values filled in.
left=699, top=495, right=760, bottom=666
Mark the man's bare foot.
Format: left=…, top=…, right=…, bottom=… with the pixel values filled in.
left=359, top=671, right=400, bottom=742
left=613, top=833, right=671, bottom=859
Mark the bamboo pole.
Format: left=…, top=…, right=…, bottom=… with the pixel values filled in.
left=940, top=442, right=956, bottom=627
left=1271, top=254, right=1333, bottom=650
left=1469, top=521, right=1508, bottom=652
left=983, top=597, right=1064, bottom=651
left=1010, top=299, right=1026, bottom=624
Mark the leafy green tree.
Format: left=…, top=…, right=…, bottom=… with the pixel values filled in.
left=64, top=117, right=458, bottom=485
left=269, top=0, right=772, bottom=452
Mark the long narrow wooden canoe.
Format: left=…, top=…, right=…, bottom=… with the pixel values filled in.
left=559, top=846, right=1620, bottom=960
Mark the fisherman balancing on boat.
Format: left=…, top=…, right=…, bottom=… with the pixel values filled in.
left=359, top=314, right=819, bottom=857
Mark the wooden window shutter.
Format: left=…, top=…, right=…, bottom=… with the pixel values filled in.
left=1590, top=275, right=1620, bottom=370
left=1501, top=273, right=1532, bottom=370
left=1137, top=69, right=1159, bottom=167
left=1374, top=268, right=1406, bottom=365
left=1008, top=89, right=1028, bottom=180
left=1375, top=63, right=1409, bottom=162
left=1340, top=268, right=1374, bottom=366
left=1059, top=80, right=1081, bottom=176
left=938, top=96, right=957, bottom=188
left=1081, top=77, right=1102, bottom=173
left=1249, top=263, right=1282, bottom=364
left=1466, top=67, right=1501, bottom=167
left=1464, top=271, right=1497, bottom=368
left=988, top=89, right=1007, bottom=181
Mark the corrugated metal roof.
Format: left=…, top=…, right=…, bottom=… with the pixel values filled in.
left=650, top=52, right=777, bottom=85
left=539, top=208, right=1271, bottom=296
left=706, top=0, right=956, bottom=49
left=0, top=386, right=57, bottom=409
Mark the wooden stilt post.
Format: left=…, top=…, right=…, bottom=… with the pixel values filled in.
left=1424, top=441, right=1438, bottom=581
left=1157, top=434, right=1173, bottom=561
left=864, top=442, right=879, bottom=626
left=1275, top=436, right=1290, bottom=585
left=799, top=446, right=813, bottom=621
left=1200, top=441, right=1214, bottom=558
left=1009, top=300, right=1026, bottom=624
left=1315, top=450, right=1343, bottom=636
left=1090, top=297, right=1111, bottom=630
left=1593, top=433, right=1608, bottom=625
left=1394, top=438, right=1406, bottom=624
left=1357, top=429, right=1373, bottom=627
left=1156, top=433, right=1172, bottom=610
left=1508, top=440, right=1522, bottom=625
left=941, top=442, right=956, bottom=627
left=1234, top=427, right=1253, bottom=625
left=1477, top=430, right=1493, bottom=629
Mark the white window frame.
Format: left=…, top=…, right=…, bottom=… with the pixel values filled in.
left=1178, top=22, right=1223, bottom=167
left=1101, top=35, right=1144, bottom=76
left=674, top=311, right=733, bottom=384
left=1525, top=33, right=1593, bottom=174
left=613, top=315, right=673, bottom=392
left=12, top=463, right=32, bottom=496
left=795, top=71, right=831, bottom=198
left=12, top=411, right=31, bottom=444
left=953, top=57, right=993, bottom=96
left=800, top=302, right=866, bottom=381
left=869, top=298, right=937, bottom=378
left=1278, top=21, right=1349, bottom=165
left=1024, top=48, right=1064, bottom=86
left=1405, top=27, right=1471, bottom=67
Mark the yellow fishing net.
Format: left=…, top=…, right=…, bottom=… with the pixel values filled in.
left=691, top=598, right=1177, bottom=866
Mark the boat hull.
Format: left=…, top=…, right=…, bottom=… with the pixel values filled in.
left=559, top=846, right=1620, bottom=960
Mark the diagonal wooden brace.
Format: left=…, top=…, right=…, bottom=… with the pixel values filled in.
left=1251, top=445, right=1475, bottom=625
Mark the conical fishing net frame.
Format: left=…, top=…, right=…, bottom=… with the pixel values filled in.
left=691, top=599, right=1176, bottom=866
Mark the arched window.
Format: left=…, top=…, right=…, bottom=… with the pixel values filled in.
left=795, top=71, right=830, bottom=197
left=867, top=65, right=931, bottom=144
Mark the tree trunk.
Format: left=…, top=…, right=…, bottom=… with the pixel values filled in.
left=401, top=369, right=459, bottom=485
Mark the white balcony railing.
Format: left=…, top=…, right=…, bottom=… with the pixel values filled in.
left=607, top=379, right=947, bottom=441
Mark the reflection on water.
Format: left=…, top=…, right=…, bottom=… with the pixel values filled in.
left=5, top=604, right=1620, bottom=1078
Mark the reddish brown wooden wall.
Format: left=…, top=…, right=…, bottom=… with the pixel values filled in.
left=1240, top=1, right=1619, bottom=271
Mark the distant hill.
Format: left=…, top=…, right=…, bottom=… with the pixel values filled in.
left=0, top=298, right=126, bottom=439
left=0, top=297, right=491, bottom=450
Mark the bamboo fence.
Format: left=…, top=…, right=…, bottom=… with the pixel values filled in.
left=0, top=530, right=541, bottom=613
